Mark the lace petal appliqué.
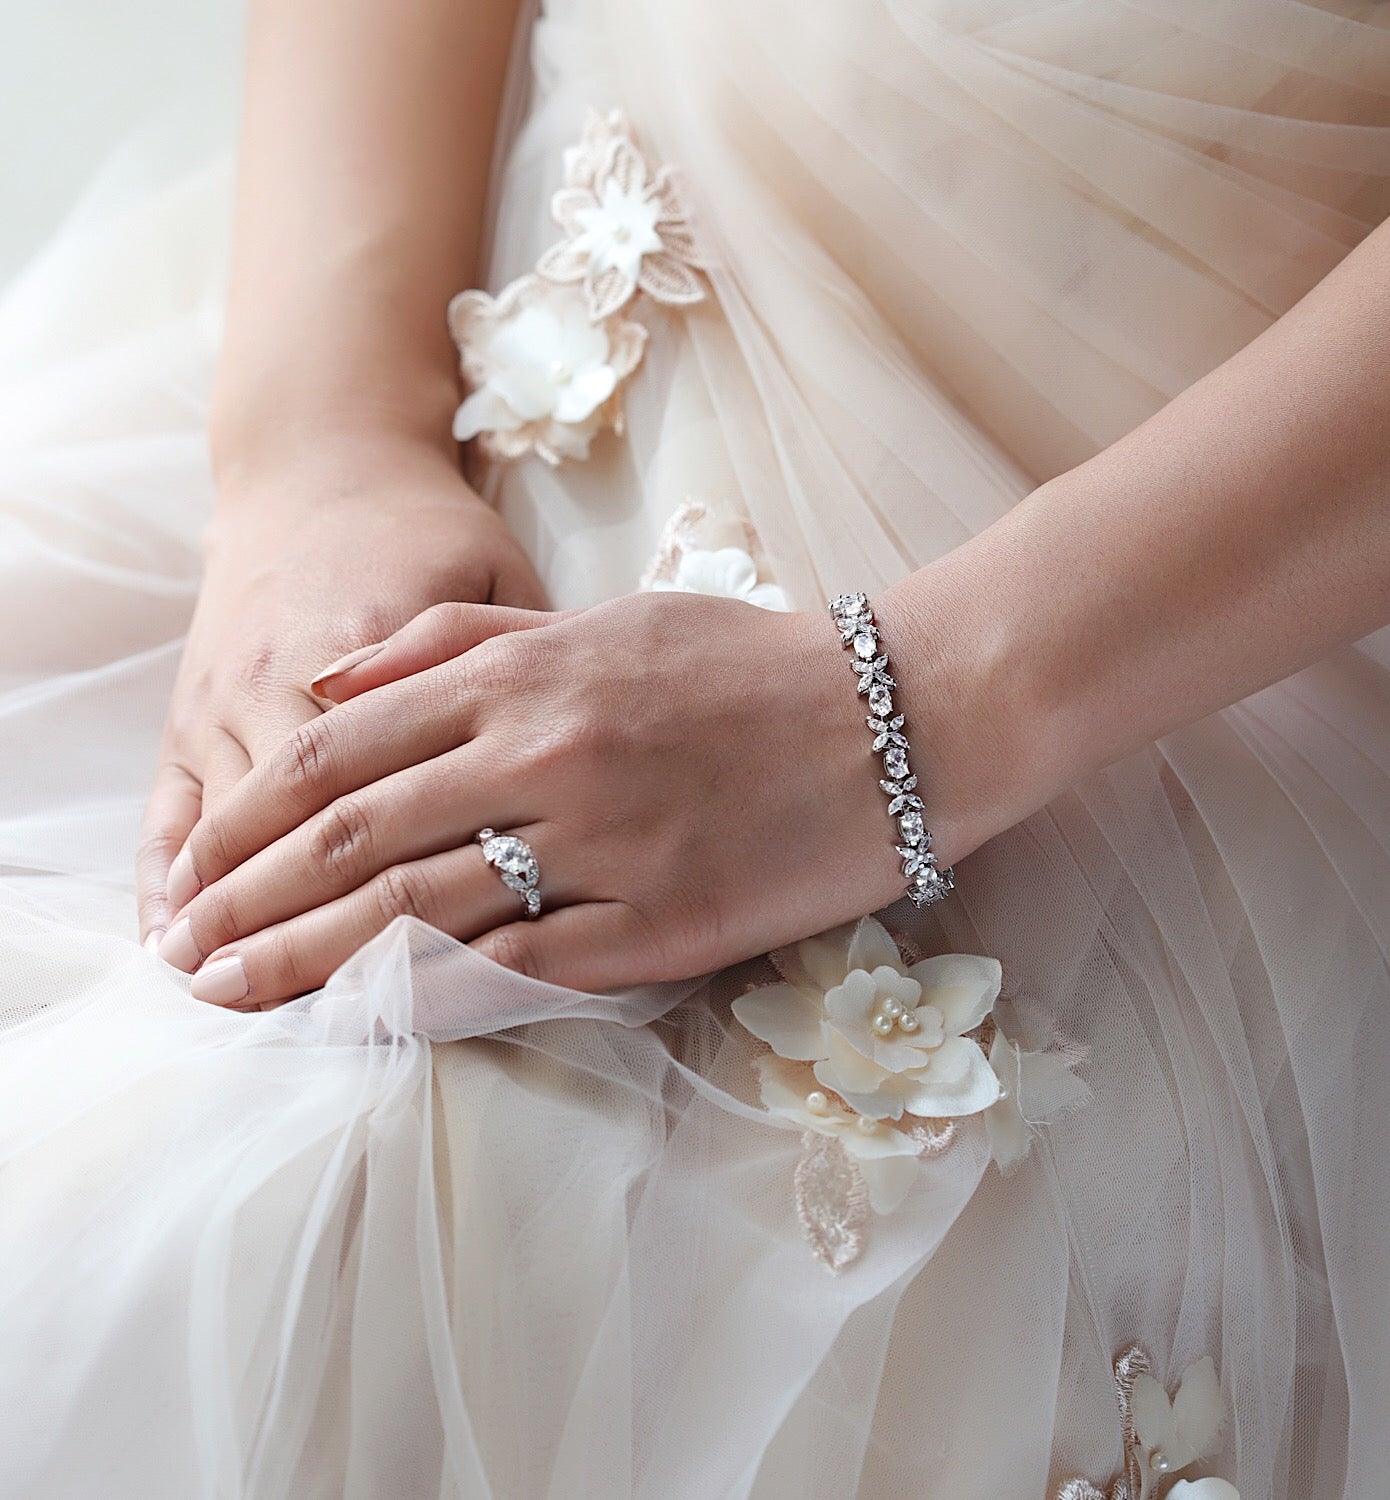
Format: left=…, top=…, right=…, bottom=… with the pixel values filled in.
left=1055, top=1482, right=1111, bottom=1500
left=546, top=110, right=710, bottom=321
left=794, top=1131, right=869, bottom=1273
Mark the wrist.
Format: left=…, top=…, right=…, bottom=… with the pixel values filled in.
left=874, top=544, right=1074, bottom=868
left=210, top=269, right=463, bottom=488
left=207, top=420, right=474, bottom=518
left=209, top=365, right=462, bottom=488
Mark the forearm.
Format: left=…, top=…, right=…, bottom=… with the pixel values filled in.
left=885, top=216, right=1390, bottom=864
left=211, top=0, right=521, bottom=484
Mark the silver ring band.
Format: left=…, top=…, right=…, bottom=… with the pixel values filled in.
left=828, top=592, right=954, bottom=909
left=476, top=828, right=543, bottom=919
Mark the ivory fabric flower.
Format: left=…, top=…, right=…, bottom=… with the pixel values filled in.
left=755, top=1054, right=926, bottom=1214
left=537, top=108, right=708, bottom=320
left=1131, top=1356, right=1225, bottom=1477
left=733, top=916, right=1001, bottom=1123
left=1166, top=1482, right=1240, bottom=1500
left=449, top=274, right=647, bottom=465
left=649, top=546, right=790, bottom=611
left=984, top=1030, right=1090, bottom=1173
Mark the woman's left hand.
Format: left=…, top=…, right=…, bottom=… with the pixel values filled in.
left=157, top=593, right=911, bottom=1005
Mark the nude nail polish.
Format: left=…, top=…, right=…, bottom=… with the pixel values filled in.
left=165, top=846, right=200, bottom=911
left=144, top=929, right=165, bottom=955
left=157, top=918, right=202, bottom=973
left=310, top=641, right=385, bottom=694
left=190, top=955, right=249, bottom=1005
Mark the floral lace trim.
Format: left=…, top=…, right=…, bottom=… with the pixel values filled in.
left=1057, top=1346, right=1238, bottom=1500
left=732, top=916, right=1089, bottom=1271
left=449, top=109, right=709, bottom=467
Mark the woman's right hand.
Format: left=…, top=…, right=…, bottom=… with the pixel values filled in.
left=136, top=432, right=547, bottom=949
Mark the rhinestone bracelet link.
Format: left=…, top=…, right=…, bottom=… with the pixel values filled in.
left=828, top=592, right=954, bottom=909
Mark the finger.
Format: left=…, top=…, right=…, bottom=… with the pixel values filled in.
left=182, top=831, right=562, bottom=1007
left=177, top=651, right=497, bottom=899
left=309, top=601, right=560, bottom=704
left=236, top=687, right=323, bottom=767
left=136, top=757, right=203, bottom=945
left=471, top=901, right=643, bottom=992
left=166, top=710, right=311, bottom=913
left=165, top=745, right=538, bottom=966
left=197, top=727, right=253, bottom=817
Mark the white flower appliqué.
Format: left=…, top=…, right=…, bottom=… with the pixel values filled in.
left=755, top=1053, right=929, bottom=1218
left=1056, top=1346, right=1233, bottom=1500
left=539, top=108, right=708, bottom=321
left=449, top=276, right=646, bottom=466
left=650, top=546, right=790, bottom=611
left=1165, top=1482, right=1239, bottom=1500
left=449, top=109, right=708, bottom=467
left=1130, top=1357, right=1226, bottom=1484
left=735, top=918, right=1001, bottom=1126
left=735, top=917, right=1088, bottom=1270
left=985, top=1029, right=1090, bottom=1174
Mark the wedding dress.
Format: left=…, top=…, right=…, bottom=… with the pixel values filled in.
left=2, top=1, right=1389, bottom=1495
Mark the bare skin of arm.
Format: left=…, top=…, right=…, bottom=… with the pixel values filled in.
left=147, top=0, right=1390, bottom=999
left=137, top=0, right=539, bottom=946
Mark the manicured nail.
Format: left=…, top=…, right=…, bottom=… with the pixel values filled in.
left=310, top=642, right=384, bottom=694
left=157, top=918, right=202, bottom=973
left=144, top=929, right=165, bottom=954
left=190, top=955, right=249, bottom=1005
left=165, top=846, right=201, bottom=910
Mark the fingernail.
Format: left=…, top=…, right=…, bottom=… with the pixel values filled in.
left=166, top=846, right=201, bottom=910
left=190, top=954, right=249, bottom=1005
left=144, top=929, right=165, bottom=954
left=157, top=918, right=202, bottom=973
left=310, top=642, right=384, bottom=693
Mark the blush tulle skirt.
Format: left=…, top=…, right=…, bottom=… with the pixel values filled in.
left=2, top=1, right=1389, bottom=1495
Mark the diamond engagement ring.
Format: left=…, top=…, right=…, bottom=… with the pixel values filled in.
left=476, top=829, right=543, bottom=919
left=828, top=592, right=954, bottom=909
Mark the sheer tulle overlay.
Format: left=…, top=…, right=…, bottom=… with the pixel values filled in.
left=2, top=1, right=1388, bottom=1495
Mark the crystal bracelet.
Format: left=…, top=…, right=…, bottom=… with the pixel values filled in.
left=828, top=592, right=954, bottom=908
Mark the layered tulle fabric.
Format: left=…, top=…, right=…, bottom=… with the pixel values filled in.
left=2, top=1, right=1389, bottom=1495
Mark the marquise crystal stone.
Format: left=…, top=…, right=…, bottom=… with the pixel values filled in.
left=829, top=592, right=954, bottom=910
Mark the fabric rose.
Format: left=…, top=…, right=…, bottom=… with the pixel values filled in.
left=649, top=546, right=790, bottom=611
left=1166, top=1481, right=1240, bottom=1499
left=733, top=916, right=1001, bottom=1122
left=537, top=107, right=708, bottom=320
left=448, top=274, right=646, bottom=465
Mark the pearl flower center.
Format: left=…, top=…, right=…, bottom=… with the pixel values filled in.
left=870, top=991, right=922, bottom=1037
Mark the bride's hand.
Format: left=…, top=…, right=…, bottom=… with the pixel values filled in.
left=136, top=436, right=548, bottom=949
left=156, top=593, right=908, bottom=1004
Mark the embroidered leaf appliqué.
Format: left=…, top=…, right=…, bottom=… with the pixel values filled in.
left=794, top=1131, right=869, bottom=1273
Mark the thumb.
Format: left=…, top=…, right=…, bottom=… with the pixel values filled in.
left=308, top=601, right=569, bottom=703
